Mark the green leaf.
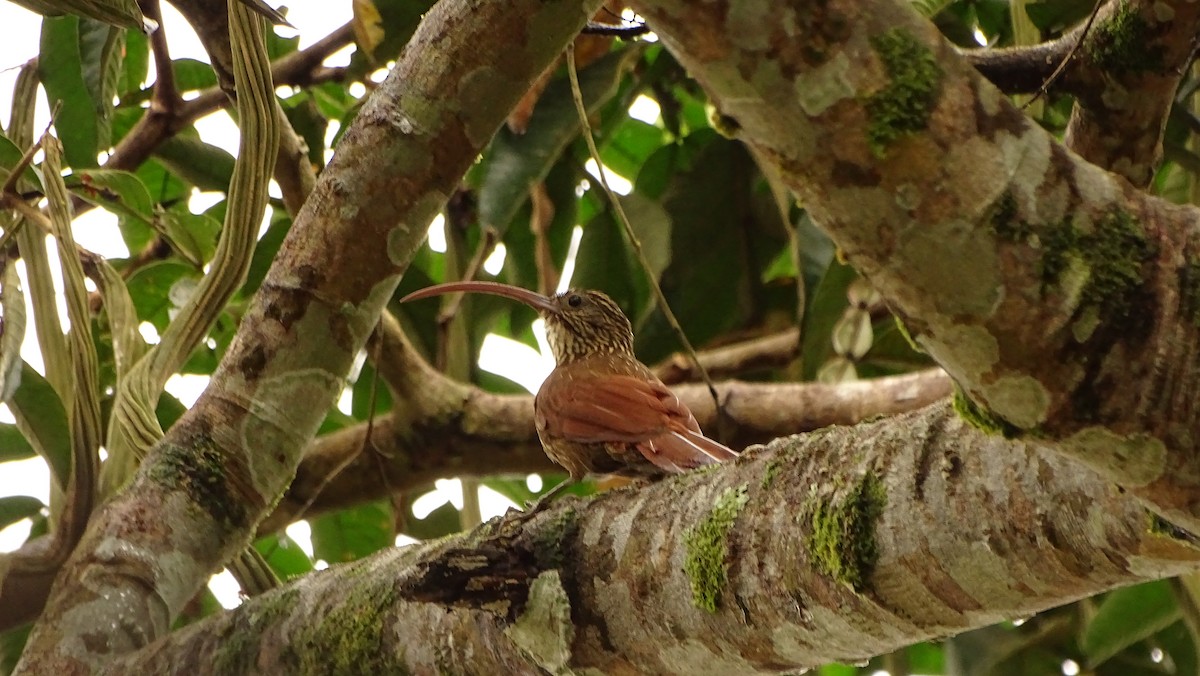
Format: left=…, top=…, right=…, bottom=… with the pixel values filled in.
left=244, top=210, right=291, bottom=296
left=476, top=45, right=642, bottom=234
left=126, top=261, right=195, bottom=331
left=1024, top=0, right=1094, bottom=32
left=310, top=500, right=393, bottom=563
left=253, top=533, right=313, bottom=581
left=79, top=17, right=123, bottom=150
left=800, top=261, right=857, bottom=380
left=0, top=495, right=45, bottom=530
left=0, top=134, right=44, bottom=190
left=66, top=168, right=155, bottom=251
left=117, top=28, right=148, bottom=97
left=1082, top=580, right=1179, bottom=667
left=0, top=424, right=37, bottom=463
left=40, top=16, right=126, bottom=168
left=600, top=117, right=665, bottom=180
left=172, top=58, right=219, bottom=93
left=7, top=362, right=72, bottom=489
left=400, top=499, right=459, bottom=540
left=160, top=204, right=221, bottom=266
left=633, top=132, right=755, bottom=362
left=154, top=135, right=237, bottom=192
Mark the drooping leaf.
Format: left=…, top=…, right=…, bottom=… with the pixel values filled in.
left=66, top=168, right=155, bottom=251
left=476, top=45, right=642, bottom=234
left=1081, top=581, right=1179, bottom=667
left=0, top=424, right=37, bottom=463
left=12, top=0, right=146, bottom=30
left=310, top=500, right=394, bottom=563
left=0, top=134, right=44, bottom=190
left=154, top=135, right=237, bottom=193
left=0, top=495, right=45, bottom=530
left=8, top=362, right=72, bottom=489
left=633, top=131, right=756, bottom=362
left=159, top=204, right=221, bottom=267
left=800, top=260, right=857, bottom=381
left=253, top=533, right=314, bottom=581
left=40, top=16, right=126, bottom=167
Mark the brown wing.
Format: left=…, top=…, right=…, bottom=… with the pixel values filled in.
left=536, top=371, right=737, bottom=473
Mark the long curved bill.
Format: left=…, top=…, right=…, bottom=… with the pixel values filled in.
left=399, top=281, right=557, bottom=313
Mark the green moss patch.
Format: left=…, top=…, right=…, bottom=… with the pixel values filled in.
left=1041, top=209, right=1155, bottom=321
left=683, top=484, right=749, bottom=613
left=865, top=29, right=942, bottom=156
left=805, top=473, right=887, bottom=591
left=148, top=438, right=248, bottom=531
left=1086, top=1, right=1164, bottom=73
left=952, top=387, right=1022, bottom=438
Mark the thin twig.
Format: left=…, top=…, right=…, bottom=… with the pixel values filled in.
left=1021, top=0, right=1105, bottom=109
left=434, top=225, right=500, bottom=328
left=565, top=45, right=721, bottom=411
left=143, top=0, right=180, bottom=114
left=581, top=22, right=650, bottom=38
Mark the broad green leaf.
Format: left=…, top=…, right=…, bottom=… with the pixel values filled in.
left=254, top=533, right=314, bottom=581
left=800, top=261, right=857, bottom=381
left=280, top=94, right=328, bottom=168
left=0, top=424, right=37, bottom=463
left=633, top=132, right=755, bottom=362
left=0, top=495, right=45, bottom=530
left=156, top=392, right=187, bottom=431
left=600, top=117, right=665, bottom=180
left=243, top=210, right=291, bottom=296
left=126, top=261, right=195, bottom=330
left=476, top=45, right=642, bottom=234
left=401, top=499, right=459, bottom=540
left=351, top=363, right=393, bottom=420
left=172, top=58, right=219, bottom=93
left=573, top=210, right=639, bottom=313
left=66, top=168, right=155, bottom=251
left=160, top=204, right=221, bottom=266
left=1082, top=580, right=1179, bottom=667
left=310, top=500, right=393, bottom=563
left=0, top=622, right=31, bottom=676
left=1024, top=0, right=1094, bottom=32
left=0, top=134, right=44, bottom=190
left=40, top=16, right=121, bottom=167
left=8, top=362, right=72, bottom=489
left=498, top=158, right=579, bottom=293
left=117, top=27, right=148, bottom=96
left=154, top=135, right=237, bottom=192
left=78, top=16, right=123, bottom=150
left=11, top=0, right=145, bottom=30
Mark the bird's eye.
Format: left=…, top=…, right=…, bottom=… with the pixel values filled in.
left=567, top=294, right=583, bottom=308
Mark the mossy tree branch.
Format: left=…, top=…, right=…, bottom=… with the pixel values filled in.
left=13, top=0, right=603, bottom=672
left=628, top=0, right=1200, bottom=535
left=98, top=405, right=1200, bottom=674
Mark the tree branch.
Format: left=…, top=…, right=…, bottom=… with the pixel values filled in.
left=628, top=0, right=1200, bottom=535
left=13, top=1, right=603, bottom=672
left=104, top=405, right=1200, bottom=674
left=1061, top=0, right=1200, bottom=186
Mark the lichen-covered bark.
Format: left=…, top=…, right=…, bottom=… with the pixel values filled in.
left=630, top=0, right=1200, bottom=533
left=14, top=0, right=600, bottom=672
left=1064, top=0, right=1200, bottom=186
left=98, top=405, right=1200, bottom=674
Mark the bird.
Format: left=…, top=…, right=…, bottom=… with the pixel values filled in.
left=401, top=281, right=738, bottom=513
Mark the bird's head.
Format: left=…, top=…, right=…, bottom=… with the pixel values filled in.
left=401, top=281, right=633, bottom=363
